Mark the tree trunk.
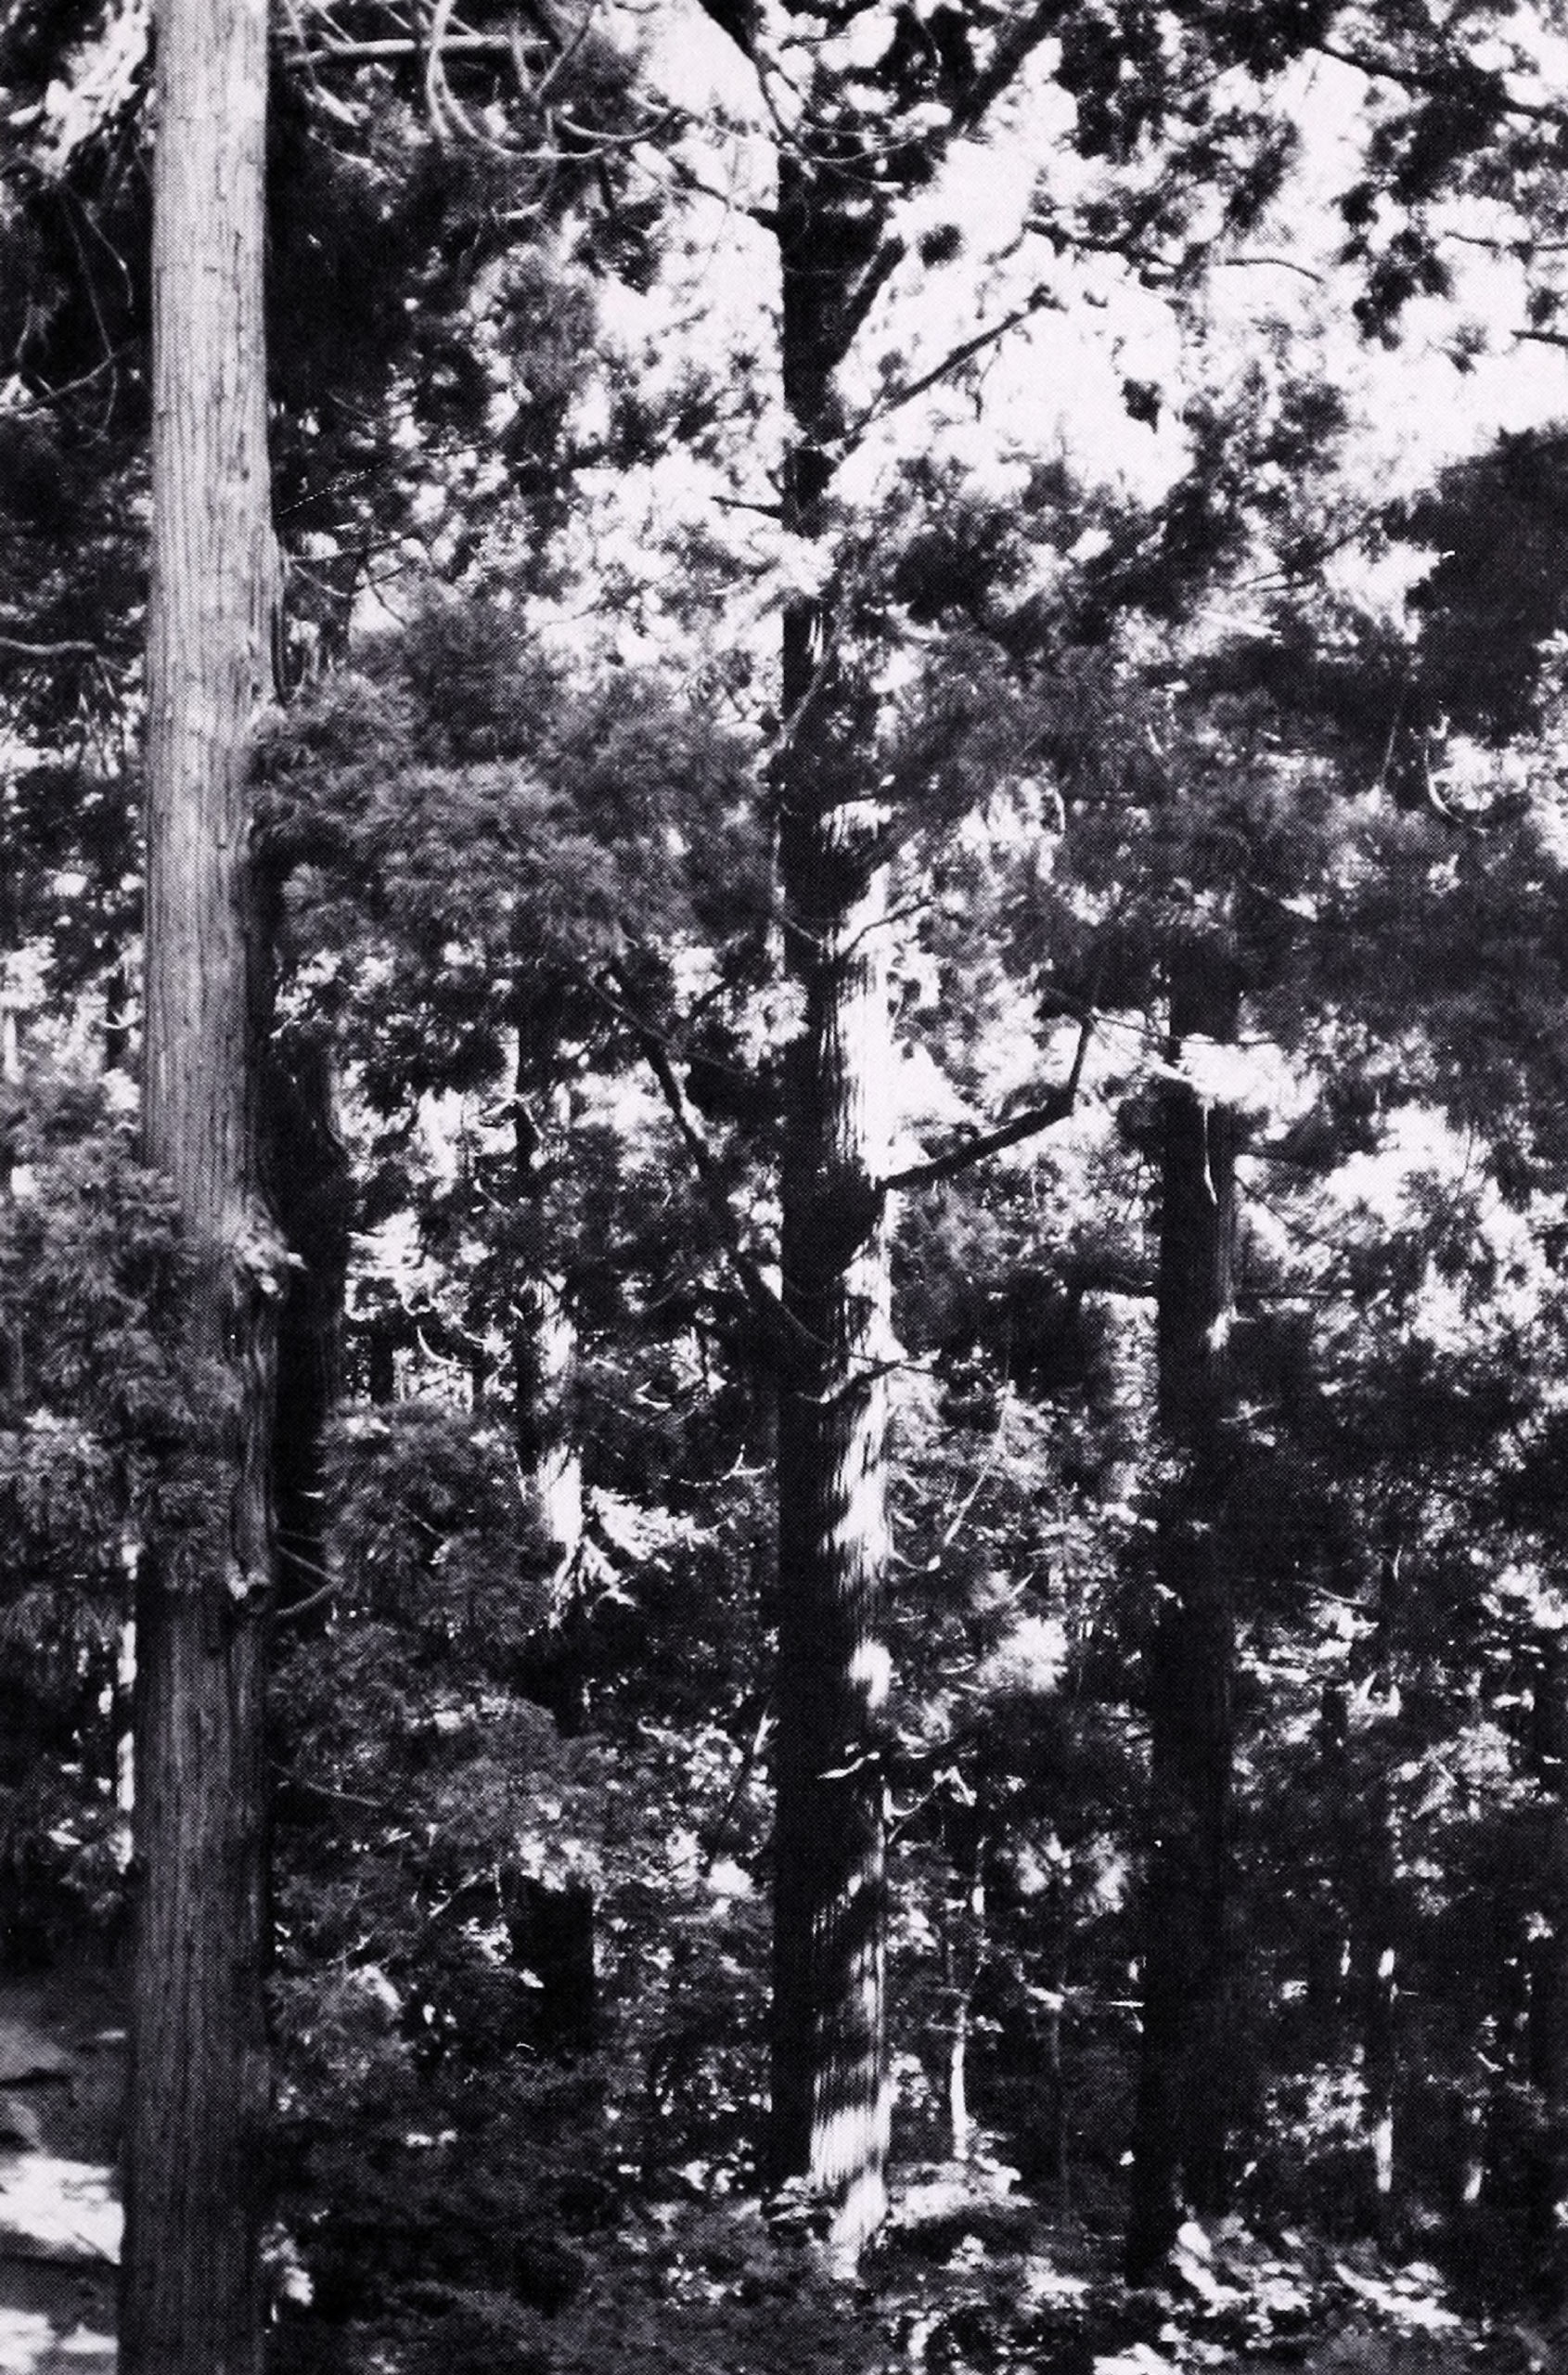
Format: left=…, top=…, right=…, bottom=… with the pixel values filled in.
left=766, top=147, right=895, bottom=2263
left=769, top=764, right=894, bottom=2259
left=942, top=1818, right=986, bottom=2166
left=1125, top=955, right=1240, bottom=2284
left=503, top=1872, right=598, bottom=2055
left=512, top=1023, right=583, bottom=1588
left=122, top=0, right=277, bottom=2363
left=1349, top=1543, right=1403, bottom=2244
left=1361, top=1930, right=1398, bottom=2233
left=1308, top=1680, right=1353, bottom=2036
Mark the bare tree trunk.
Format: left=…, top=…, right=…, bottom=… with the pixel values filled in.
left=766, top=146, right=894, bottom=2253
left=1125, top=955, right=1240, bottom=2284
left=121, top=0, right=277, bottom=2362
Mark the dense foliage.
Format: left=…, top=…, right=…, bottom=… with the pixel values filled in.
left=10, top=0, right=1568, bottom=2366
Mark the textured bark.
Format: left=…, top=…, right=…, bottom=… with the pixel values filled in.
left=766, top=144, right=894, bottom=2258
left=122, top=0, right=277, bottom=2364
left=769, top=772, right=893, bottom=2256
left=1125, top=956, right=1240, bottom=2285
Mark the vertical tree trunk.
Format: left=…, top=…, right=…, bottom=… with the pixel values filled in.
left=512, top=1020, right=583, bottom=1586
left=1125, top=955, right=1240, bottom=2284
left=766, top=148, right=895, bottom=2263
left=513, top=1265, right=582, bottom=1575
left=503, top=1872, right=598, bottom=2054
left=1349, top=1542, right=1403, bottom=2243
left=769, top=771, right=894, bottom=2259
left=1361, top=1930, right=1398, bottom=2231
left=942, top=1817, right=986, bottom=2166
left=122, top=0, right=277, bottom=2364
left=1309, top=1680, right=1353, bottom=2034
left=505, top=1031, right=592, bottom=2035
left=1043, top=1861, right=1073, bottom=2213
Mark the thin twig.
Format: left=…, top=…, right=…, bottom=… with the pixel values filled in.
left=271, top=1576, right=339, bottom=1628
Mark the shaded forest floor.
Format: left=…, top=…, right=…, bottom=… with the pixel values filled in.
left=272, top=2157, right=1568, bottom=2375
left=0, top=1970, right=1556, bottom=2375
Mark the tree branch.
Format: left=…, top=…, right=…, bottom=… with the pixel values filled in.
left=585, top=970, right=808, bottom=1357
left=949, top=0, right=1065, bottom=145
left=879, top=1015, right=1093, bottom=1191
left=845, top=282, right=1062, bottom=444
left=0, top=633, right=101, bottom=661
left=1216, top=252, right=1326, bottom=284
left=1028, top=212, right=1184, bottom=280
left=1311, top=37, right=1562, bottom=125
left=282, top=32, right=520, bottom=62
left=270, top=1576, right=339, bottom=1628
left=833, top=235, right=908, bottom=366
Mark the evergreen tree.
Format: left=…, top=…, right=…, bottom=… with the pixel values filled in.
left=1124, top=948, right=1242, bottom=2279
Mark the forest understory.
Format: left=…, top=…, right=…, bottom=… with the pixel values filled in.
left=10, top=0, right=1568, bottom=2369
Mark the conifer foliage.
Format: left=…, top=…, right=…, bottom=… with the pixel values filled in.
left=14, top=0, right=1568, bottom=2369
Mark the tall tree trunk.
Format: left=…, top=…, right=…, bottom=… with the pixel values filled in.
left=1360, top=1926, right=1398, bottom=2233
left=1125, top=954, right=1240, bottom=2284
left=941, top=1812, right=986, bottom=2166
left=1349, top=1542, right=1403, bottom=2243
left=766, top=146, right=895, bottom=2264
left=512, top=1020, right=583, bottom=1587
left=1309, top=1680, right=1353, bottom=2035
left=122, top=0, right=277, bottom=2363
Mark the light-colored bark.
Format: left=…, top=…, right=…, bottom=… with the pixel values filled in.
left=511, top=1042, right=585, bottom=1586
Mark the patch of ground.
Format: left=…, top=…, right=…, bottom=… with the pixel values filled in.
left=0, top=1973, right=121, bottom=2372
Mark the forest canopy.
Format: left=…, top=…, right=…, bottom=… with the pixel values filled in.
left=7, top=0, right=1568, bottom=2369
